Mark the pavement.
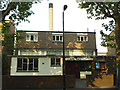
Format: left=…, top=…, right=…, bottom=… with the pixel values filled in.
left=1, top=87, right=119, bottom=90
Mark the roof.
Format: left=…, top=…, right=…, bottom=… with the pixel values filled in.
left=17, top=30, right=96, bottom=34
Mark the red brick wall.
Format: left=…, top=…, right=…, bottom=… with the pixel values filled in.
left=2, top=75, right=75, bottom=89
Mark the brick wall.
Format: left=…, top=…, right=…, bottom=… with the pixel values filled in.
left=2, top=75, right=75, bottom=89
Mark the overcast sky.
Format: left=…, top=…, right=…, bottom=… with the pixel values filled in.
left=17, top=0, right=112, bottom=52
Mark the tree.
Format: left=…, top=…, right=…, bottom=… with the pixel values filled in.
left=0, top=1, right=41, bottom=75
left=1, top=1, right=40, bottom=24
left=77, top=1, right=120, bottom=87
left=100, top=20, right=116, bottom=48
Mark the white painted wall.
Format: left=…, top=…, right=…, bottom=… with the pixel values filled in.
left=19, top=50, right=95, bottom=56
left=10, top=57, right=63, bottom=76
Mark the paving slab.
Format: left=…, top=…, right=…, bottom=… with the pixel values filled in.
left=1, top=87, right=119, bottom=90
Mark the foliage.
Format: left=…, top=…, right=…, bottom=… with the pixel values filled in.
left=77, top=1, right=120, bottom=48
left=77, top=1, right=120, bottom=86
left=100, top=20, right=116, bottom=48
left=1, top=1, right=41, bottom=25
left=1, top=1, right=42, bottom=52
left=2, top=21, right=24, bottom=50
left=1, top=1, right=41, bottom=75
left=77, top=2, right=117, bottom=20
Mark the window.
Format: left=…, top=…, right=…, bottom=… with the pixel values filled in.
left=31, top=35, right=34, bottom=40
left=52, top=35, right=63, bottom=42
left=26, top=32, right=38, bottom=42
left=95, top=62, right=106, bottom=69
left=17, top=58, right=38, bottom=72
left=77, top=36, right=88, bottom=41
left=51, top=58, right=61, bottom=67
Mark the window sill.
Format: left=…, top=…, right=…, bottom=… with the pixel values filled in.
left=50, top=65, right=61, bottom=67
left=77, top=41, right=88, bottom=43
left=52, top=41, right=63, bottom=43
left=16, top=70, right=39, bottom=72
left=26, top=41, right=38, bottom=43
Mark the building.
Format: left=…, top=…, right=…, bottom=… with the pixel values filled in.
left=6, top=30, right=116, bottom=89
left=3, top=3, right=116, bottom=89
left=10, top=30, right=96, bottom=77
left=10, top=3, right=97, bottom=77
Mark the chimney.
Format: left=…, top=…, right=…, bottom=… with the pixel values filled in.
left=49, top=3, right=53, bottom=31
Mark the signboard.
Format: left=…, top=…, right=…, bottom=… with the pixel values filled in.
left=95, top=62, right=100, bottom=69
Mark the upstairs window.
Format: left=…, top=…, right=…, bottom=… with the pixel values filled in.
left=26, top=32, right=38, bottom=42
left=77, top=36, right=88, bottom=42
left=52, top=35, right=63, bottom=42
left=17, top=58, right=38, bottom=72
left=51, top=58, right=61, bottom=67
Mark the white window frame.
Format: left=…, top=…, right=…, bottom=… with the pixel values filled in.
left=77, top=35, right=88, bottom=42
left=26, top=32, right=38, bottom=42
left=17, top=58, right=38, bottom=72
left=52, top=35, right=63, bottom=42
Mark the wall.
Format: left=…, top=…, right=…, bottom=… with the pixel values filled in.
left=65, top=56, right=116, bottom=88
left=87, top=56, right=116, bottom=87
left=7, top=56, right=116, bottom=88
left=108, top=48, right=116, bottom=56
left=10, top=57, right=62, bottom=76
left=2, top=75, right=75, bottom=89
left=18, top=49, right=96, bottom=57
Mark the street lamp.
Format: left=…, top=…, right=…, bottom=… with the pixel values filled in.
left=63, top=5, right=67, bottom=90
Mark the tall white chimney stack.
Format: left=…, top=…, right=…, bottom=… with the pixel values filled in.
left=49, top=3, right=53, bottom=31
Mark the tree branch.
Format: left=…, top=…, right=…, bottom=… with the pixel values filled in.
left=113, top=2, right=120, bottom=20
left=2, top=2, right=17, bottom=21
left=102, top=3, right=113, bottom=17
left=96, top=2, right=114, bottom=18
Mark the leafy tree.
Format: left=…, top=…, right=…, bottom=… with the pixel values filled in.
left=1, top=1, right=41, bottom=75
left=77, top=1, right=120, bottom=87
left=1, top=2, right=38, bottom=24
left=100, top=20, right=116, bottom=48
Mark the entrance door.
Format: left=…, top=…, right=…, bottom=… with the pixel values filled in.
left=66, top=61, right=79, bottom=78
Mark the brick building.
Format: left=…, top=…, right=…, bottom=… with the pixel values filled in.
left=5, top=31, right=116, bottom=89
left=3, top=3, right=116, bottom=89
left=11, top=31, right=96, bottom=77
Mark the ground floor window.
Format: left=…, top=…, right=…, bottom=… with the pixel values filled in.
left=17, top=58, right=38, bottom=72
left=51, top=58, right=61, bottom=67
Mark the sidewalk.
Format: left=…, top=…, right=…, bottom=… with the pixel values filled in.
left=1, top=87, right=119, bottom=90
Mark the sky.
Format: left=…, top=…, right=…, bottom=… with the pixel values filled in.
left=17, top=0, right=112, bottom=53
